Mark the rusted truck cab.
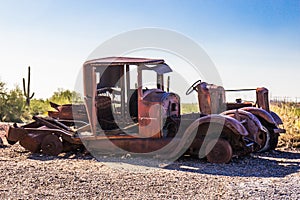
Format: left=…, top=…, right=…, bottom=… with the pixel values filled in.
left=82, top=57, right=180, bottom=138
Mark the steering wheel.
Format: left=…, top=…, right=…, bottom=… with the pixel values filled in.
left=186, top=80, right=201, bottom=95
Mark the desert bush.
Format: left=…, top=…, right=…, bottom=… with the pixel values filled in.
left=0, top=81, right=82, bottom=122
left=30, top=99, right=49, bottom=116
left=48, top=88, right=82, bottom=105
left=29, top=89, right=83, bottom=115
left=0, top=82, right=25, bottom=122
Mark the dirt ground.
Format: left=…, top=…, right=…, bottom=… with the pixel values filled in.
left=0, top=124, right=300, bottom=199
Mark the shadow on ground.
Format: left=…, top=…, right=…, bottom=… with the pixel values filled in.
left=5, top=141, right=299, bottom=178
left=27, top=151, right=95, bottom=161
left=164, top=149, right=300, bottom=178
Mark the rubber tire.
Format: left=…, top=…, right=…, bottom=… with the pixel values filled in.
left=269, top=131, right=279, bottom=150
left=205, top=138, right=233, bottom=164
left=7, top=139, right=17, bottom=145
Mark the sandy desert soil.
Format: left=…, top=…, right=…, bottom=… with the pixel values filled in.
left=0, top=124, right=300, bottom=199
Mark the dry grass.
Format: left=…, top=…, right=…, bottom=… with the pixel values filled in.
left=271, top=102, right=300, bottom=148
left=181, top=103, right=199, bottom=114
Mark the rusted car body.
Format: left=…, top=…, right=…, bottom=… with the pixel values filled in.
left=196, top=82, right=285, bottom=152
left=48, top=102, right=88, bottom=122
left=6, top=57, right=285, bottom=163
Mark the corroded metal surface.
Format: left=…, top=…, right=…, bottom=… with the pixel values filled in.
left=7, top=116, right=83, bottom=154
left=41, top=134, right=63, bottom=156
left=48, top=102, right=88, bottom=122
left=5, top=57, right=285, bottom=163
left=221, top=109, right=266, bottom=151
left=197, top=82, right=226, bottom=114
left=205, top=138, right=233, bottom=163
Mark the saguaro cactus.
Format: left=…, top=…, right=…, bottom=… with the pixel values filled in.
left=23, top=66, right=35, bottom=107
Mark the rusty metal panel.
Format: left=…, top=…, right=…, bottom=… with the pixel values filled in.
left=6, top=126, right=26, bottom=142
left=48, top=102, right=88, bottom=121
left=83, top=137, right=176, bottom=154
left=197, top=82, right=226, bottom=114
left=221, top=109, right=266, bottom=151
left=138, top=101, right=163, bottom=138
left=256, top=87, right=270, bottom=112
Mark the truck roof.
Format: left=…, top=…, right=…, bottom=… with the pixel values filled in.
left=84, top=56, right=165, bottom=66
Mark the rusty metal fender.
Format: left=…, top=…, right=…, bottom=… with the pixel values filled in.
left=221, top=109, right=265, bottom=132
left=184, top=114, right=249, bottom=137
left=241, top=107, right=277, bottom=126
left=163, top=114, right=249, bottom=160
left=270, top=111, right=283, bottom=125
left=6, top=126, right=27, bottom=142
left=183, top=114, right=249, bottom=159
left=221, top=109, right=267, bottom=148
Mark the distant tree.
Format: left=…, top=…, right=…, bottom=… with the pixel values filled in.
left=0, top=81, right=8, bottom=121
left=30, top=99, right=48, bottom=116
left=5, top=86, right=25, bottom=122
left=0, top=83, right=83, bottom=122
left=23, top=89, right=83, bottom=117
left=48, top=88, right=83, bottom=105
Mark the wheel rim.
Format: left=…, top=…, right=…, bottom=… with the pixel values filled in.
left=41, top=134, right=63, bottom=156
left=257, top=126, right=270, bottom=152
left=205, top=138, right=233, bottom=163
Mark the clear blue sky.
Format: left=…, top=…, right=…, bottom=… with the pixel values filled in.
left=0, top=0, right=299, bottom=100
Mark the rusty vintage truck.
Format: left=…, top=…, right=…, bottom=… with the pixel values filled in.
left=6, top=57, right=285, bottom=163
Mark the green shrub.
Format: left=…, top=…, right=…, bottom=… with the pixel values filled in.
left=0, top=82, right=25, bottom=122
left=0, top=81, right=82, bottom=122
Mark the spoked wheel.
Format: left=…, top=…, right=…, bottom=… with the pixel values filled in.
left=205, top=138, right=232, bottom=163
left=41, top=134, right=63, bottom=156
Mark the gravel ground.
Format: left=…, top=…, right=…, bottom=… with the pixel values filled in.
left=1, top=124, right=300, bottom=199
